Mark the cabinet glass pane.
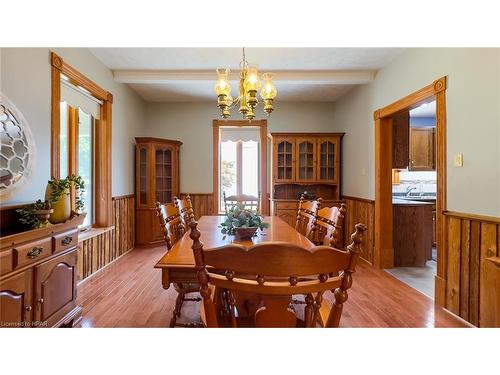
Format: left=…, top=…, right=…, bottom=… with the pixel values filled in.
left=277, top=141, right=293, bottom=180
left=156, top=149, right=172, bottom=203
left=319, top=141, right=335, bottom=181
left=298, top=141, right=314, bottom=180
left=139, top=148, right=147, bottom=204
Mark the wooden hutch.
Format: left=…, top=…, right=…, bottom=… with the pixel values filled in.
left=135, top=137, right=182, bottom=246
left=0, top=212, right=84, bottom=328
left=270, top=133, right=344, bottom=227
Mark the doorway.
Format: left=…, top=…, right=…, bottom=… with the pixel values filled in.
left=373, top=77, right=448, bottom=305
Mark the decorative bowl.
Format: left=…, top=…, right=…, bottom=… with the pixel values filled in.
left=234, top=227, right=258, bottom=239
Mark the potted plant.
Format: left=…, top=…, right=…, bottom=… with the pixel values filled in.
left=16, top=200, right=53, bottom=229
left=220, top=203, right=269, bottom=239
left=44, top=174, right=85, bottom=223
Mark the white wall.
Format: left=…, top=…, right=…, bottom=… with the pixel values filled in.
left=1, top=48, right=146, bottom=204
left=145, top=102, right=336, bottom=193
left=333, top=48, right=500, bottom=217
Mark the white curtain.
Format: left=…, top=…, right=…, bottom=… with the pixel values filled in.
left=220, top=127, right=260, bottom=142
left=61, top=79, right=101, bottom=119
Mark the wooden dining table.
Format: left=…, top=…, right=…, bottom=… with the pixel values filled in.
left=155, top=215, right=314, bottom=290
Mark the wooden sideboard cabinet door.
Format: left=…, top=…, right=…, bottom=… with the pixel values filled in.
left=0, top=269, right=33, bottom=327
left=34, top=250, right=77, bottom=326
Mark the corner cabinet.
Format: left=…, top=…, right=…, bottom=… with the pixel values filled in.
left=270, top=133, right=344, bottom=227
left=0, top=214, right=84, bottom=328
left=135, top=137, right=182, bottom=246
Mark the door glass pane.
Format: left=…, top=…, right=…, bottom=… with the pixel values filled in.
left=78, top=108, right=93, bottom=227
left=220, top=141, right=237, bottom=209
left=59, top=102, right=68, bottom=179
left=242, top=140, right=259, bottom=197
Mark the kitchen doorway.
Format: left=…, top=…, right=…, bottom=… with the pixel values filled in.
left=373, top=77, right=448, bottom=306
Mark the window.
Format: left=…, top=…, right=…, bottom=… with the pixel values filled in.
left=51, top=51, right=113, bottom=228
left=219, top=128, right=260, bottom=212
left=213, top=120, right=268, bottom=215
left=59, top=101, right=95, bottom=228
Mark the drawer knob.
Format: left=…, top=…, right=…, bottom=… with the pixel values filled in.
left=61, top=236, right=73, bottom=245
left=38, top=298, right=44, bottom=304
left=27, top=247, right=43, bottom=259
left=24, top=305, right=32, bottom=312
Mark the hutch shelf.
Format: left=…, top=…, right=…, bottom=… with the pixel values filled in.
left=270, top=132, right=344, bottom=227
left=135, top=137, right=182, bottom=246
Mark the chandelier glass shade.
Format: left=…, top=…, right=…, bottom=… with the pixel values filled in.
left=214, top=48, right=277, bottom=120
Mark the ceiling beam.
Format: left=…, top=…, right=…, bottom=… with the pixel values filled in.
left=113, top=70, right=375, bottom=85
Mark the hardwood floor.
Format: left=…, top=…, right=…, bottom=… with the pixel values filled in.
left=77, top=245, right=468, bottom=328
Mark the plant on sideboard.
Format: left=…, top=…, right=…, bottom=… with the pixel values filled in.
left=45, top=174, right=85, bottom=223
left=16, top=199, right=53, bottom=229
left=219, top=203, right=269, bottom=239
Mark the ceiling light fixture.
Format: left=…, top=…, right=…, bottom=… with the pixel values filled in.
left=214, top=48, right=277, bottom=120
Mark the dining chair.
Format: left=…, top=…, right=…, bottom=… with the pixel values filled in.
left=174, top=194, right=195, bottom=229
left=155, top=202, right=201, bottom=327
left=295, top=195, right=321, bottom=240
left=189, top=220, right=367, bottom=328
left=314, top=203, right=347, bottom=248
left=223, top=192, right=260, bottom=213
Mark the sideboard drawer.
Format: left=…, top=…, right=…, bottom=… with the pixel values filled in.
left=0, top=249, right=14, bottom=276
left=53, top=229, right=78, bottom=254
left=14, top=238, right=52, bottom=269
left=275, top=202, right=298, bottom=210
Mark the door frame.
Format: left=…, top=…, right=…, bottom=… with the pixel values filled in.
left=373, top=76, right=448, bottom=306
left=212, top=119, right=269, bottom=215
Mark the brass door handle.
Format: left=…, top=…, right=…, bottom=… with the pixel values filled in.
left=61, top=236, right=73, bottom=245
left=38, top=298, right=44, bottom=304
left=27, top=247, right=43, bottom=259
left=24, top=305, right=32, bottom=311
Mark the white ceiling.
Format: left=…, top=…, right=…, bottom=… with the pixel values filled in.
left=89, top=48, right=404, bottom=102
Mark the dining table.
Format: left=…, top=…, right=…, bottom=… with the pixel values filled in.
left=154, top=215, right=315, bottom=290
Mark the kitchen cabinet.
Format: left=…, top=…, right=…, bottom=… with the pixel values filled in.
left=393, top=199, right=434, bottom=267
left=409, top=127, right=435, bottom=171
left=392, top=112, right=410, bottom=169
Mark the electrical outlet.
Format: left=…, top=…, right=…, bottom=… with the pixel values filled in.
left=361, top=167, right=367, bottom=176
left=454, top=154, right=463, bottom=167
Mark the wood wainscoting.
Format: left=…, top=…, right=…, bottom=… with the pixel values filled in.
left=343, top=196, right=375, bottom=264
left=77, top=195, right=135, bottom=281
left=443, top=211, right=500, bottom=327
left=180, top=193, right=215, bottom=218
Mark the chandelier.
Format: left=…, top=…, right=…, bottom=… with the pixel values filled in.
left=214, top=48, right=277, bottom=120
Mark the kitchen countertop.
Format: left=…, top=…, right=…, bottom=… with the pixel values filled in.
left=392, top=198, right=436, bottom=206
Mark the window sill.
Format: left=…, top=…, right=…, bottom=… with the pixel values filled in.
left=78, top=226, right=115, bottom=242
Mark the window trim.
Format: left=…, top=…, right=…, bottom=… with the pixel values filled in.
left=212, top=119, right=268, bottom=215
left=51, top=51, right=113, bottom=227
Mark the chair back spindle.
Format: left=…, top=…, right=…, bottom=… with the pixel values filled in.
left=315, top=203, right=347, bottom=248
left=295, top=195, right=321, bottom=241
left=223, top=191, right=260, bottom=213
left=189, top=220, right=367, bottom=328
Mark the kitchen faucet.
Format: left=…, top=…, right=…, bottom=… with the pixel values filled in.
left=405, top=185, right=417, bottom=196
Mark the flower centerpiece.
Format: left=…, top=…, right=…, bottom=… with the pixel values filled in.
left=220, top=203, right=269, bottom=239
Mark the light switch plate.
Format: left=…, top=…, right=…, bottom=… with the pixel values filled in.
left=454, top=153, right=463, bottom=167
left=361, top=167, right=367, bottom=176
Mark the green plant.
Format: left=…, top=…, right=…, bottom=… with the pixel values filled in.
left=47, top=174, right=85, bottom=213
left=219, top=203, right=269, bottom=236
left=16, top=199, right=51, bottom=228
